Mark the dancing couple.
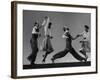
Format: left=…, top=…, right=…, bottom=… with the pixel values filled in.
left=51, top=25, right=90, bottom=63
left=27, top=16, right=54, bottom=65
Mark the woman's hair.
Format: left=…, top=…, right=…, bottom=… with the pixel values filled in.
left=34, top=21, right=39, bottom=32
left=44, top=16, right=48, bottom=19
left=48, top=22, right=52, bottom=29
left=34, top=22, right=38, bottom=26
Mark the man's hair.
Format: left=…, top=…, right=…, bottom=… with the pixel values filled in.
left=63, top=27, right=69, bottom=31
left=48, top=22, right=52, bottom=29
left=84, top=25, right=89, bottom=29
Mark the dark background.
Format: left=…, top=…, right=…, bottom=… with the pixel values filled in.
left=23, top=10, right=91, bottom=65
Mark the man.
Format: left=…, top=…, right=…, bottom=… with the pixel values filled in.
left=51, top=26, right=86, bottom=63
left=42, top=22, right=54, bottom=62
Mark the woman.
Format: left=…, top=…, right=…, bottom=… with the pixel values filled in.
left=41, top=22, right=54, bottom=62
left=27, top=21, right=40, bottom=65
left=77, top=25, right=90, bottom=61
left=41, top=16, right=50, bottom=36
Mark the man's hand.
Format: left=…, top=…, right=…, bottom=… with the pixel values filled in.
left=76, top=34, right=80, bottom=37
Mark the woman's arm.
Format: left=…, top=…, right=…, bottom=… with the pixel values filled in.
left=41, top=19, right=46, bottom=27
left=72, top=32, right=83, bottom=40
left=71, top=34, right=81, bottom=40
left=62, top=31, right=68, bottom=38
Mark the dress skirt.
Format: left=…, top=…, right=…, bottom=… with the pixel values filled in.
left=42, top=35, right=54, bottom=53
left=27, top=34, right=39, bottom=63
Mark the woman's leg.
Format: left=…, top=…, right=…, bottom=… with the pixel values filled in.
left=30, top=39, right=38, bottom=65
left=31, top=48, right=38, bottom=65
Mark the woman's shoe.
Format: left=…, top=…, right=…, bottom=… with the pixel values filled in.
left=51, top=58, right=54, bottom=63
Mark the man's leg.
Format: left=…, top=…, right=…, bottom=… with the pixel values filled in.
left=51, top=49, right=69, bottom=63
left=70, top=48, right=86, bottom=62
left=42, top=51, right=50, bottom=62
